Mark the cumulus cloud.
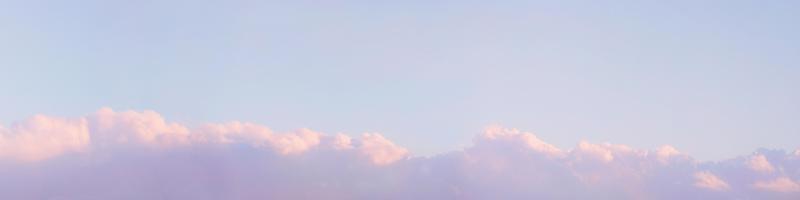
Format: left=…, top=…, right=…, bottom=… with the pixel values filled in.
left=0, top=115, right=89, bottom=161
left=0, top=108, right=798, bottom=199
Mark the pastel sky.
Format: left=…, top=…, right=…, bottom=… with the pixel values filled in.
left=3, top=0, right=799, bottom=160
left=1, top=1, right=800, bottom=199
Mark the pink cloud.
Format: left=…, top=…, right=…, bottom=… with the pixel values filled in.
left=0, top=108, right=798, bottom=199
left=747, top=154, right=776, bottom=173
left=88, top=107, right=190, bottom=147
left=694, top=171, right=730, bottom=191
left=754, top=177, right=800, bottom=193
left=357, top=133, right=408, bottom=165
left=0, top=115, right=89, bottom=161
left=654, top=145, right=684, bottom=164
left=478, top=126, right=564, bottom=157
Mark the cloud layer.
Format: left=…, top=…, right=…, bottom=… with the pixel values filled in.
left=1, top=108, right=798, bottom=199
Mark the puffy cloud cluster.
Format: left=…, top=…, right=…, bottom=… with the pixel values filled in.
left=1, top=108, right=407, bottom=165
left=0, top=108, right=798, bottom=199
left=0, top=115, right=89, bottom=161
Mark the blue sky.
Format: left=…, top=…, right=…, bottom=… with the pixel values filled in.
left=2, top=0, right=799, bottom=160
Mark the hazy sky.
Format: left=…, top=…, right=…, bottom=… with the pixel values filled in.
left=2, top=0, right=799, bottom=160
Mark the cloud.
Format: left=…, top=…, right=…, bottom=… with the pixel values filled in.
left=357, top=133, right=408, bottom=165
left=694, top=171, right=730, bottom=191
left=747, top=154, right=776, bottom=173
left=0, top=115, right=89, bottom=161
left=754, top=177, right=800, bottom=193
left=478, top=126, right=564, bottom=157
left=0, top=108, right=799, bottom=199
left=89, top=107, right=191, bottom=147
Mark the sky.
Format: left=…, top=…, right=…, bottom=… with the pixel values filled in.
left=2, top=1, right=800, bottom=199
left=2, top=0, right=800, bottom=163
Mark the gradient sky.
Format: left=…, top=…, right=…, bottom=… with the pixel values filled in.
left=2, top=0, right=799, bottom=160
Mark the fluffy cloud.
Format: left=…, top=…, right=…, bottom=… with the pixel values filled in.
left=0, top=108, right=798, bottom=199
left=0, top=115, right=89, bottom=161
left=357, top=133, right=409, bottom=165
